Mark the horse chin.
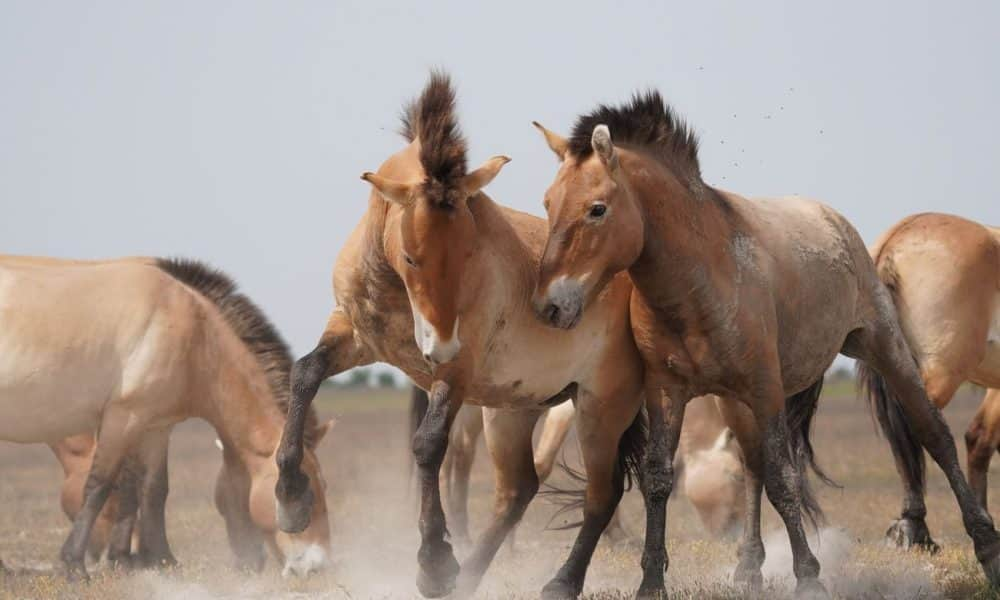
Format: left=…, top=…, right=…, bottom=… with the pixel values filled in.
left=281, top=543, right=329, bottom=578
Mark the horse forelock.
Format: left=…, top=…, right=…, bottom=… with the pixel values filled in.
left=568, top=91, right=702, bottom=190
left=399, top=71, right=468, bottom=209
left=154, top=258, right=322, bottom=448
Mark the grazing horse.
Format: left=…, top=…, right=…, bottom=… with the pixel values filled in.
left=530, top=93, right=1000, bottom=597
left=275, top=73, right=645, bottom=599
left=859, top=213, right=1000, bottom=549
left=0, top=256, right=332, bottom=578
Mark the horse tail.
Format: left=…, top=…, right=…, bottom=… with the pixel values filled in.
left=542, top=405, right=647, bottom=530
left=786, top=377, right=837, bottom=530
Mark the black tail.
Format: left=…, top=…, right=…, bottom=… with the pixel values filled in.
left=856, top=360, right=925, bottom=496
left=408, top=385, right=430, bottom=482
left=785, top=378, right=838, bottom=531
left=541, top=406, right=648, bottom=530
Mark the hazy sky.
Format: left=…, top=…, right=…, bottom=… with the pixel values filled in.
left=2, top=1, right=997, bottom=370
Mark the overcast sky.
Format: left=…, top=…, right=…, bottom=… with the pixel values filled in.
left=1, top=1, right=997, bottom=371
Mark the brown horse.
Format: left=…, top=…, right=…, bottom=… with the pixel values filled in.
left=859, top=212, right=1000, bottom=550
left=275, top=73, right=646, bottom=599
left=0, top=257, right=332, bottom=578
left=531, top=93, right=1000, bottom=597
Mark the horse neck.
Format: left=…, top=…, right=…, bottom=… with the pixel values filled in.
left=625, top=154, right=740, bottom=309
left=191, top=323, right=286, bottom=472
left=466, top=193, right=539, bottom=304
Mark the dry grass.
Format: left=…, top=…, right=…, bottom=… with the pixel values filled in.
left=2, top=386, right=1000, bottom=599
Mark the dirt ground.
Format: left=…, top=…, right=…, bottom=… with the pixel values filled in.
left=1, top=384, right=999, bottom=599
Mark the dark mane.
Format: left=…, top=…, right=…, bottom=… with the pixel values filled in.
left=399, top=71, right=468, bottom=209
left=154, top=258, right=322, bottom=448
left=569, top=91, right=702, bottom=188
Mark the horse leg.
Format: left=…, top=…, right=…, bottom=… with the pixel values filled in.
left=276, top=310, right=369, bottom=533
left=543, top=391, right=642, bottom=600
left=758, top=397, right=826, bottom=598
left=59, top=408, right=139, bottom=580
left=718, top=397, right=765, bottom=592
left=637, top=382, right=687, bottom=599
left=106, top=454, right=142, bottom=568
left=215, top=455, right=267, bottom=572
left=133, top=427, right=176, bottom=568
left=455, top=408, right=540, bottom=595
left=851, top=319, right=1000, bottom=584
left=966, top=388, right=1000, bottom=510
left=535, top=400, right=576, bottom=483
left=413, top=380, right=463, bottom=598
left=445, top=405, right=482, bottom=545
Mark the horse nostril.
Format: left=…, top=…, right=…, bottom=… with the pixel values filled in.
left=545, top=303, right=560, bottom=325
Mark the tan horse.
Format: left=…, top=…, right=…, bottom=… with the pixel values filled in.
left=0, top=257, right=332, bottom=578
left=275, top=73, right=645, bottom=600
left=427, top=391, right=745, bottom=541
left=531, top=93, right=1000, bottom=597
left=858, top=213, right=1000, bottom=549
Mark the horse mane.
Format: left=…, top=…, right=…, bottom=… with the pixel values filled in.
left=399, top=71, right=468, bottom=209
left=154, top=258, right=322, bottom=448
left=569, top=91, right=703, bottom=189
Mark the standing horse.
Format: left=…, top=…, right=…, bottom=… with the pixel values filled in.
left=859, top=212, right=1000, bottom=549
left=0, top=256, right=332, bottom=578
left=530, top=93, right=1000, bottom=597
left=275, top=73, right=646, bottom=599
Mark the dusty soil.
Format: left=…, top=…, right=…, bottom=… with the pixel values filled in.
left=1, top=384, right=999, bottom=599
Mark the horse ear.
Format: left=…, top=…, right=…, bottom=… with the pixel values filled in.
left=462, top=155, right=511, bottom=195
left=532, top=121, right=568, bottom=161
left=361, top=172, right=418, bottom=206
left=315, top=418, right=337, bottom=445
left=712, top=428, right=736, bottom=452
left=591, top=124, right=618, bottom=171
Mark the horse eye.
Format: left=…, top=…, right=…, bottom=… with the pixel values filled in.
left=404, top=255, right=416, bottom=267
left=589, top=203, right=607, bottom=219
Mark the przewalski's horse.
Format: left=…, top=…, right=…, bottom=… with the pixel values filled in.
left=859, top=213, right=1000, bottom=549
left=0, top=256, right=332, bottom=578
left=275, top=73, right=646, bottom=599
left=530, top=93, right=1000, bottom=597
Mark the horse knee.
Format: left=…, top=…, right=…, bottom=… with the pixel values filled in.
left=413, top=428, right=449, bottom=470
left=642, top=454, right=673, bottom=503
left=290, top=346, right=330, bottom=398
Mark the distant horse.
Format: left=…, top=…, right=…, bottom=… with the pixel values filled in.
left=859, top=213, right=1000, bottom=550
left=276, top=73, right=646, bottom=599
left=531, top=93, right=1000, bottom=597
left=421, top=391, right=744, bottom=541
left=0, top=257, right=332, bottom=578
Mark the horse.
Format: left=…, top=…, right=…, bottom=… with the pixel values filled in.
left=0, top=256, right=332, bottom=578
left=858, top=212, right=1000, bottom=550
left=275, top=72, right=646, bottom=600
left=530, top=92, right=1000, bottom=597
left=420, top=389, right=745, bottom=541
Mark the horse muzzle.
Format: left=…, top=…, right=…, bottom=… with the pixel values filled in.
left=533, top=277, right=585, bottom=330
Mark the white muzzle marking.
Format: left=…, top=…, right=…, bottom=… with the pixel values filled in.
left=413, top=309, right=461, bottom=366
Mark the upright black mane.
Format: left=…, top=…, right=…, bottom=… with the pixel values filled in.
left=154, top=258, right=322, bottom=448
left=569, top=91, right=703, bottom=188
left=400, top=71, right=468, bottom=208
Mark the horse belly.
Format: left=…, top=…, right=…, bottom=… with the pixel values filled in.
left=0, top=348, right=111, bottom=443
left=974, top=298, right=1000, bottom=386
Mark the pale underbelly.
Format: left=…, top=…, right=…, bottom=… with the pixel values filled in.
left=972, top=304, right=1000, bottom=387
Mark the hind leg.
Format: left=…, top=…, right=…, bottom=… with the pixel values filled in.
left=106, top=455, right=141, bottom=568
left=455, top=408, right=540, bottom=596
left=852, top=321, right=1000, bottom=583
left=445, top=406, right=483, bottom=545
left=966, top=389, right=1000, bottom=510
left=718, top=398, right=766, bottom=592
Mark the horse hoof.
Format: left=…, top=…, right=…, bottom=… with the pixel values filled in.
left=107, top=552, right=135, bottom=571
left=981, top=550, right=1000, bottom=588
left=541, top=577, right=581, bottom=600
left=734, top=567, right=763, bottom=593
left=416, top=547, right=459, bottom=599
left=62, top=562, right=90, bottom=583
left=794, top=578, right=828, bottom=600
left=885, top=518, right=940, bottom=553
left=635, top=584, right=668, bottom=599
left=142, top=553, right=179, bottom=570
